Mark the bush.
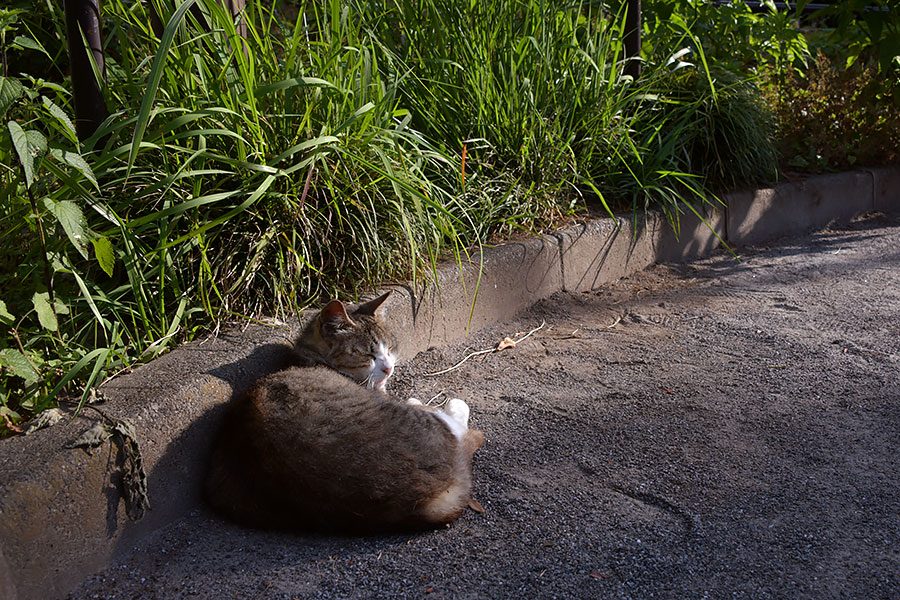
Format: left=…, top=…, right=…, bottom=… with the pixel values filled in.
left=0, top=0, right=790, bottom=432
left=764, top=52, right=900, bottom=171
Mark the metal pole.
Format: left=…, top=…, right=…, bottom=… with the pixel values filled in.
left=624, top=0, right=642, bottom=80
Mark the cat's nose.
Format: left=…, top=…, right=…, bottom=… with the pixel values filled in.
left=382, top=365, right=393, bottom=377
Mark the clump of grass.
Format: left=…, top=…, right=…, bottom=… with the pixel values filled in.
left=0, top=0, right=768, bottom=431
left=657, top=67, right=779, bottom=191
left=363, top=0, right=748, bottom=223
left=1, top=0, right=470, bottom=428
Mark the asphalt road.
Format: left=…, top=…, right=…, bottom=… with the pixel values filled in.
left=70, top=214, right=900, bottom=600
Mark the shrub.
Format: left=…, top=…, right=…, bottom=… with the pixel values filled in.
left=0, top=0, right=783, bottom=432
left=764, top=52, right=900, bottom=171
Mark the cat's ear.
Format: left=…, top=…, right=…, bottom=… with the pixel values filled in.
left=319, top=300, right=356, bottom=334
left=354, top=290, right=392, bottom=317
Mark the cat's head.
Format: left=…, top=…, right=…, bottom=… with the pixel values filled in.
left=301, top=291, right=398, bottom=392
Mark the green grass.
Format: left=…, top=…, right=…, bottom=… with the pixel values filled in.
left=0, top=0, right=778, bottom=432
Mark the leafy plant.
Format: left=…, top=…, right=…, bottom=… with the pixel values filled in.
left=764, top=52, right=900, bottom=171
left=2, top=0, right=856, bottom=435
left=1, top=0, right=471, bottom=432
left=641, top=0, right=810, bottom=75
left=1, top=51, right=116, bottom=428
left=813, top=0, right=900, bottom=84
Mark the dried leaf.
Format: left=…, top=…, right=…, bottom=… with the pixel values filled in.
left=67, top=421, right=112, bottom=450
left=23, top=407, right=65, bottom=434
left=467, top=497, right=485, bottom=514
left=426, top=321, right=545, bottom=377
left=589, top=571, right=607, bottom=579
left=112, top=419, right=150, bottom=521
left=66, top=416, right=149, bottom=522
left=496, top=337, right=516, bottom=351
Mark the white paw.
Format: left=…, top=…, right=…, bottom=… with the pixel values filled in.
left=406, top=398, right=423, bottom=406
left=443, top=398, right=470, bottom=430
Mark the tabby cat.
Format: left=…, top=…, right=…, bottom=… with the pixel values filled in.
left=205, top=291, right=484, bottom=532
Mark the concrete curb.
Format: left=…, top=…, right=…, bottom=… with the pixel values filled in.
left=1, top=167, right=898, bottom=600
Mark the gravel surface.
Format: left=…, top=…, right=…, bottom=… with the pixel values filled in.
left=70, top=214, right=900, bottom=600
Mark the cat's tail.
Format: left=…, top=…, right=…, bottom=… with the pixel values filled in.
left=463, top=428, right=485, bottom=458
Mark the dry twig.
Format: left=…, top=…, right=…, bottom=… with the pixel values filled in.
left=425, top=320, right=546, bottom=377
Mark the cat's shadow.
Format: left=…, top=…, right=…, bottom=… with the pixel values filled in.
left=106, top=340, right=299, bottom=562
left=206, top=340, right=297, bottom=393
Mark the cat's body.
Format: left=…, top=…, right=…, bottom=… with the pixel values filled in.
left=205, top=292, right=484, bottom=532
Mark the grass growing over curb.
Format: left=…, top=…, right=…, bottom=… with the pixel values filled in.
left=1, top=0, right=776, bottom=431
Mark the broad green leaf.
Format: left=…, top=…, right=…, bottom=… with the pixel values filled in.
left=12, top=35, right=49, bottom=57
left=54, top=299, right=70, bottom=315
left=0, top=406, right=21, bottom=424
left=32, top=291, right=58, bottom=331
left=7, top=120, right=34, bottom=186
left=0, top=348, right=39, bottom=382
left=0, top=10, right=26, bottom=30
left=25, top=128, right=47, bottom=153
left=0, top=300, right=13, bottom=325
left=91, top=236, right=115, bottom=276
left=51, top=148, right=99, bottom=190
left=42, top=96, right=78, bottom=144
left=43, top=198, right=89, bottom=258
left=0, top=77, right=24, bottom=117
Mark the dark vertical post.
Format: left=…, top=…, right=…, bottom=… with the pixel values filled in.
left=65, top=0, right=108, bottom=141
left=624, top=0, right=642, bottom=80
left=145, top=0, right=165, bottom=38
